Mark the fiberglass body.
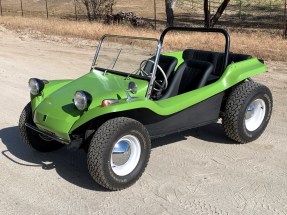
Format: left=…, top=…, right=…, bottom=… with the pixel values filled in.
left=30, top=27, right=268, bottom=143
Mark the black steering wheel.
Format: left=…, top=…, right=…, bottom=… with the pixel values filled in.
left=138, top=59, right=168, bottom=92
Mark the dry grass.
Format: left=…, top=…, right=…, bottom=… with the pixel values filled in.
left=0, top=16, right=286, bottom=61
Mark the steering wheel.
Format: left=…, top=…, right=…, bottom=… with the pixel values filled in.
left=139, top=59, right=168, bottom=92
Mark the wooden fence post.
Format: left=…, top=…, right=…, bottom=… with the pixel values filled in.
left=45, top=0, right=49, bottom=19
left=239, top=0, right=242, bottom=19
left=154, top=0, right=157, bottom=30
left=0, top=0, right=2, bottom=16
left=269, top=0, right=272, bottom=16
left=74, top=0, right=78, bottom=21
left=284, top=0, right=287, bottom=39
left=20, top=0, right=24, bottom=16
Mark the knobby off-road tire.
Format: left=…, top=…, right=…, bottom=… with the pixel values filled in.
left=222, top=80, right=272, bottom=143
left=87, top=117, right=151, bottom=191
left=19, top=103, right=64, bottom=152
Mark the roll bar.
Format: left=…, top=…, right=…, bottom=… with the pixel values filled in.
left=159, top=27, right=231, bottom=70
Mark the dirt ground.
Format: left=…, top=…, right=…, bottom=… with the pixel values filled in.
left=0, top=26, right=287, bottom=215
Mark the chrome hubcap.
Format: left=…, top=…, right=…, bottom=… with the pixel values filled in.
left=111, top=135, right=141, bottom=176
left=112, top=140, right=131, bottom=166
left=244, top=99, right=266, bottom=132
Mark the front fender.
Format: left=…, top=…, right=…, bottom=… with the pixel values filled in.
left=31, top=80, right=72, bottom=111
left=70, top=98, right=159, bottom=132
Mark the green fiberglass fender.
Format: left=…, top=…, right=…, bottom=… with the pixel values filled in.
left=70, top=57, right=267, bottom=134
left=31, top=79, right=72, bottom=111
left=219, top=58, right=268, bottom=88
left=31, top=70, right=149, bottom=141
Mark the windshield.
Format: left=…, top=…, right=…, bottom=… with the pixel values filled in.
left=92, top=35, right=159, bottom=77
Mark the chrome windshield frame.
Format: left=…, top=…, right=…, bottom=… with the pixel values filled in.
left=145, top=40, right=162, bottom=99
left=91, top=34, right=159, bottom=68
left=91, top=34, right=162, bottom=100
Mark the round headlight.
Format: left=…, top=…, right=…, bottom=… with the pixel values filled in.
left=29, top=78, right=45, bottom=95
left=73, top=91, right=92, bottom=111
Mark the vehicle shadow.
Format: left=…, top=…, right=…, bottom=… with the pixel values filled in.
left=0, top=126, right=108, bottom=192
left=151, top=122, right=235, bottom=148
left=0, top=123, right=233, bottom=191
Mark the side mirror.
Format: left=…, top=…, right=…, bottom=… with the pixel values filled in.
left=126, top=82, right=137, bottom=101
left=127, top=82, right=137, bottom=94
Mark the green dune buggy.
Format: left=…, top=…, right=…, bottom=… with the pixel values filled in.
left=19, top=27, right=272, bottom=190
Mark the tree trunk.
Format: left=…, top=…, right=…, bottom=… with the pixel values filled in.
left=82, top=0, right=92, bottom=21
left=204, top=0, right=210, bottom=27
left=91, top=0, right=98, bottom=20
left=210, top=0, right=230, bottom=27
left=204, top=0, right=230, bottom=28
left=165, top=0, right=176, bottom=27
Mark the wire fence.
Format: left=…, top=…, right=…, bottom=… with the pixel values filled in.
left=177, top=0, right=287, bottom=37
left=0, top=0, right=81, bottom=20
left=0, top=0, right=286, bottom=38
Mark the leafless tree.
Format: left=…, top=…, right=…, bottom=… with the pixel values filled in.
left=79, top=0, right=115, bottom=21
left=79, top=0, right=92, bottom=20
left=204, top=0, right=230, bottom=27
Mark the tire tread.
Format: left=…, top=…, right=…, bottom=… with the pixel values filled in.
left=87, top=117, right=150, bottom=191
left=222, top=80, right=272, bottom=143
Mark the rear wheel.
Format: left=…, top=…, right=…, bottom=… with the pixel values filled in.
left=19, top=103, right=64, bottom=152
left=222, top=80, right=272, bottom=143
left=87, top=117, right=151, bottom=191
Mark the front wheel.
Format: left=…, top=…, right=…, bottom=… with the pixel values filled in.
left=87, top=117, right=151, bottom=191
left=222, top=80, right=273, bottom=143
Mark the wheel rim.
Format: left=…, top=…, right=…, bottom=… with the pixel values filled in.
left=111, top=135, right=141, bottom=176
left=244, top=98, right=266, bottom=132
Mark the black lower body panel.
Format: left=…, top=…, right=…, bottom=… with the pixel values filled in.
left=145, top=92, right=224, bottom=138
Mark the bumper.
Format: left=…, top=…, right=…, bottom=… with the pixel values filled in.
left=25, top=123, right=70, bottom=144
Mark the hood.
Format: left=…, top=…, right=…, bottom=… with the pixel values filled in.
left=33, top=69, right=149, bottom=140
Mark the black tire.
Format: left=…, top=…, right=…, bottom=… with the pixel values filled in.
left=222, top=80, right=273, bottom=143
left=19, top=103, right=64, bottom=152
left=87, top=117, right=151, bottom=191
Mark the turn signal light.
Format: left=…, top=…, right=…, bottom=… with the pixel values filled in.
left=101, top=99, right=119, bottom=107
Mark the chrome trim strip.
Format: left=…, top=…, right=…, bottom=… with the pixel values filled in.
left=25, top=123, right=70, bottom=144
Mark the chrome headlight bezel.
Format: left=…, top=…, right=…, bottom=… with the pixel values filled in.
left=73, top=91, right=92, bottom=111
left=29, top=78, right=45, bottom=96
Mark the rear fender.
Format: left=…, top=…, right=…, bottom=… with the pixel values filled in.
left=219, top=58, right=268, bottom=88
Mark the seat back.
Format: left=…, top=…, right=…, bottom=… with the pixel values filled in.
left=161, top=60, right=214, bottom=99
left=144, top=55, right=178, bottom=80
left=182, top=49, right=252, bottom=81
left=183, top=49, right=220, bottom=72
left=182, top=49, right=223, bottom=83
